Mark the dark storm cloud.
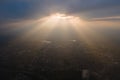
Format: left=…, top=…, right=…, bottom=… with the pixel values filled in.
left=0, top=0, right=120, bottom=23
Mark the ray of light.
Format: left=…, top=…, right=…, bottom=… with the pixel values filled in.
left=6, top=13, right=117, bottom=64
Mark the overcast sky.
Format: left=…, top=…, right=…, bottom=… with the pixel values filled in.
left=0, top=0, right=120, bottom=21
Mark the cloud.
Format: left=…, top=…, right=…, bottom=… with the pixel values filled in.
left=0, top=0, right=120, bottom=24
left=64, top=0, right=120, bottom=19
left=91, top=16, right=120, bottom=21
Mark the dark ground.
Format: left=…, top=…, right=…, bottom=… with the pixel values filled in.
left=0, top=28, right=120, bottom=80
left=0, top=38, right=120, bottom=80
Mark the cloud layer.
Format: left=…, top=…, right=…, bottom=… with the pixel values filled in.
left=0, top=0, right=120, bottom=29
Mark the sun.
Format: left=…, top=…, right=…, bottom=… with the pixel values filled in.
left=45, top=13, right=84, bottom=26
left=51, top=13, right=66, bottom=19
left=50, top=13, right=73, bottom=19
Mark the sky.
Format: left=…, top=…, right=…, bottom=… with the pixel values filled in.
left=0, top=0, right=120, bottom=35
left=0, top=0, right=120, bottom=20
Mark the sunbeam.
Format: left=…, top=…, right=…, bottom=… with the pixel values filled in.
left=19, top=13, right=85, bottom=41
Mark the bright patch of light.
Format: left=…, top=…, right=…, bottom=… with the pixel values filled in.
left=50, top=13, right=74, bottom=19
left=46, top=13, right=84, bottom=26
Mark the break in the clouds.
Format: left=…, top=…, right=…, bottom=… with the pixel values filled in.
left=0, top=0, right=120, bottom=23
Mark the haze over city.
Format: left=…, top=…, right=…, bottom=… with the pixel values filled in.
left=0, top=0, right=120, bottom=80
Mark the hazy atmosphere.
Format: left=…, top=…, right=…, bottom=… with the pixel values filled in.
left=0, top=0, right=120, bottom=80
